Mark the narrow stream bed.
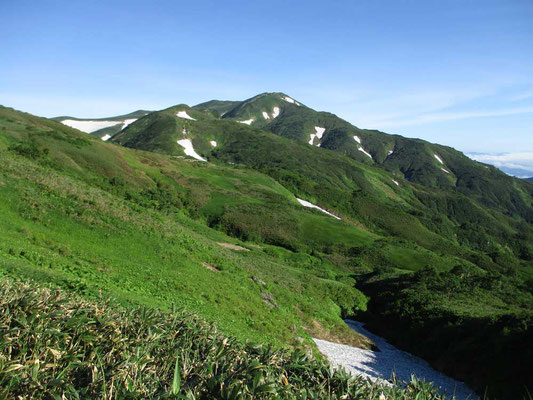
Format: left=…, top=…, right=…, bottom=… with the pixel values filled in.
left=313, top=319, right=478, bottom=400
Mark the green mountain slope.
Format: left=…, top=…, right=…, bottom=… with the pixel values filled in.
left=0, top=105, right=374, bottom=350
left=0, top=278, right=448, bottom=399
left=104, top=95, right=533, bottom=399
left=3, top=95, right=533, bottom=397
left=110, top=99, right=533, bottom=276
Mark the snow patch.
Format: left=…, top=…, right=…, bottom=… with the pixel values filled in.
left=309, top=126, right=326, bottom=145
left=296, top=198, right=341, bottom=220
left=101, top=134, right=112, bottom=141
left=314, top=320, right=478, bottom=400
left=121, top=118, right=137, bottom=129
left=441, top=168, right=450, bottom=174
left=176, top=111, right=196, bottom=121
left=272, top=107, right=280, bottom=118
left=262, top=111, right=270, bottom=120
left=238, top=118, right=255, bottom=125
left=210, top=140, right=217, bottom=147
left=353, top=135, right=361, bottom=144
left=177, top=139, right=206, bottom=162
left=282, top=96, right=301, bottom=106
left=392, top=179, right=399, bottom=186
left=61, top=119, right=121, bottom=133
left=434, top=153, right=444, bottom=164
left=358, top=147, right=373, bottom=160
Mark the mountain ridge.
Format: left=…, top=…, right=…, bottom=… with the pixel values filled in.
left=2, top=94, right=532, bottom=398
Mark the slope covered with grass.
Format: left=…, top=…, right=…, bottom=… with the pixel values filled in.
left=0, top=278, right=451, bottom=399
left=0, top=105, right=374, bottom=349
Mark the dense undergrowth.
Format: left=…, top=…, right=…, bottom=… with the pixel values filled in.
left=0, top=278, right=450, bottom=399
left=357, top=267, right=533, bottom=400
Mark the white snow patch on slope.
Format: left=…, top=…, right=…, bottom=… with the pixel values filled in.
left=434, top=153, right=444, bottom=164
left=262, top=111, right=270, bottom=120
left=121, top=118, right=137, bottom=129
left=210, top=140, right=217, bottom=147
left=61, top=120, right=121, bottom=133
left=353, top=135, right=361, bottom=144
left=392, top=179, right=399, bottom=186
left=358, top=147, right=373, bottom=160
left=309, top=126, right=326, bottom=145
left=441, top=168, right=450, bottom=174
left=176, top=111, right=196, bottom=120
left=314, top=126, right=325, bottom=139
left=296, top=198, right=341, bottom=220
left=272, top=107, right=280, bottom=118
left=282, top=96, right=301, bottom=106
left=238, top=118, right=255, bottom=125
left=101, top=134, right=112, bottom=141
left=314, top=320, right=478, bottom=400
left=177, top=139, right=206, bottom=162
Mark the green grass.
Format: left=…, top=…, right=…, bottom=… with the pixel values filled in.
left=0, top=278, right=452, bottom=399
left=0, top=105, right=376, bottom=350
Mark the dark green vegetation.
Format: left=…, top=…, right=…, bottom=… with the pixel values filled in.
left=358, top=267, right=533, bottom=400
left=2, top=91, right=533, bottom=398
left=0, top=279, right=449, bottom=399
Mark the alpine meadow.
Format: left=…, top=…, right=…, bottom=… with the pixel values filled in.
left=2, top=1, right=533, bottom=399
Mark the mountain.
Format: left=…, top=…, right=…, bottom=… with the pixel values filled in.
left=108, top=93, right=533, bottom=399
left=53, top=110, right=150, bottom=140
left=2, top=95, right=533, bottom=398
left=526, top=177, right=533, bottom=182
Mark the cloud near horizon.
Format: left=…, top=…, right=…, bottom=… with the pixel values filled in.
left=467, top=152, right=533, bottom=177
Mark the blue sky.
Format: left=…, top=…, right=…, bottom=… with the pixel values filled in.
left=1, top=0, right=533, bottom=172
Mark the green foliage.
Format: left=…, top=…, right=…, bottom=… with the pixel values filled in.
left=0, top=278, right=450, bottom=399
left=2, top=94, right=533, bottom=400
left=9, top=141, right=49, bottom=159
left=358, top=268, right=533, bottom=400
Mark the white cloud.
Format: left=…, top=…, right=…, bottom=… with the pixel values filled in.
left=361, top=107, right=533, bottom=129
left=467, top=152, right=533, bottom=175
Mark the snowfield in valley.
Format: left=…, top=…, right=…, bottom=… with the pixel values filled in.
left=61, top=119, right=121, bottom=133
left=314, top=320, right=478, bottom=400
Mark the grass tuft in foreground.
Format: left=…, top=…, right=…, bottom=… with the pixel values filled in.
left=0, top=278, right=449, bottom=399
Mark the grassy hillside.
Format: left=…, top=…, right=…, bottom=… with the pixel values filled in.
left=103, top=96, right=533, bottom=399
left=0, top=278, right=449, bottom=399
left=0, top=105, right=375, bottom=350
left=111, top=101, right=533, bottom=277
